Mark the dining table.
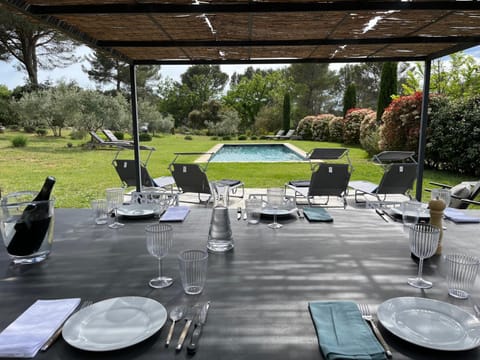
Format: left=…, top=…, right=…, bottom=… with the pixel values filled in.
left=0, top=206, right=479, bottom=360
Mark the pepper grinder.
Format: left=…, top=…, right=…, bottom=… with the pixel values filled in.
left=429, top=197, right=446, bottom=255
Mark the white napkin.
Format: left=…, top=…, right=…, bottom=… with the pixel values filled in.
left=0, top=298, right=81, bottom=358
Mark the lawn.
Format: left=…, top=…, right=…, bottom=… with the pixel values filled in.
left=0, top=130, right=476, bottom=208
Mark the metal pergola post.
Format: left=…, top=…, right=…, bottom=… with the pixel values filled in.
left=129, top=64, right=142, bottom=193
left=415, top=59, right=432, bottom=202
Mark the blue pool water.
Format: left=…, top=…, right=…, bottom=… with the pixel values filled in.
left=210, top=144, right=306, bottom=162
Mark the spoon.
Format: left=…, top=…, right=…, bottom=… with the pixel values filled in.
left=166, top=306, right=186, bottom=347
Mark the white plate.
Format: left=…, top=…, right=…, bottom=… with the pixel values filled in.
left=62, top=296, right=167, bottom=351
left=117, top=205, right=155, bottom=218
left=377, top=297, right=480, bottom=351
left=261, top=207, right=297, bottom=216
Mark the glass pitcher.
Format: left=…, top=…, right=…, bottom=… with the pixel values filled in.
left=207, top=182, right=234, bottom=253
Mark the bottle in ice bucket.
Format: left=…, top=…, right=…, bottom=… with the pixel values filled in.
left=1, top=176, right=56, bottom=264
left=207, top=182, right=234, bottom=252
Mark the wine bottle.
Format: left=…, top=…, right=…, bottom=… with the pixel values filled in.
left=7, top=176, right=56, bottom=256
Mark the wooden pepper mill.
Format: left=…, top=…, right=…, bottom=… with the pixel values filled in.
left=429, top=197, right=446, bottom=255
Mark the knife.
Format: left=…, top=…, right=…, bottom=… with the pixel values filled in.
left=375, top=208, right=389, bottom=223
left=187, top=301, right=210, bottom=354
left=176, top=306, right=197, bottom=351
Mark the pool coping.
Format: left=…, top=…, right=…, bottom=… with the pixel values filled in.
left=199, top=143, right=308, bottom=163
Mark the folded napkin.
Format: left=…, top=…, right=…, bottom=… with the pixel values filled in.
left=444, top=208, right=480, bottom=223
left=0, top=298, right=80, bottom=358
left=309, top=301, right=387, bottom=360
left=159, top=206, right=190, bottom=222
left=303, top=207, right=333, bottom=222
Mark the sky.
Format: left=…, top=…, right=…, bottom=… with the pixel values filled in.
left=1, top=45, right=480, bottom=91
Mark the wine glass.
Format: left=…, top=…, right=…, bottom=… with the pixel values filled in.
left=408, top=224, right=440, bottom=289
left=431, top=188, right=451, bottom=208
left=106, top=187, right=125, bottom=229
left=146, top=223, right=173, bottom=288
left=267, top=188, right=284, bottom=229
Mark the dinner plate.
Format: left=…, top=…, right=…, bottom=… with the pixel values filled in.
left=260, top=207, right=297, bottom=216
left=387, top=207, right=430, bottom=221
left=117, top=205, right=155, bottom=218
left=62, top=296, right=167, bottom=351
left=377, top=297, right=480, bottom=351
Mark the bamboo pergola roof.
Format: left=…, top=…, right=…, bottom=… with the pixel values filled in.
left=1, top=1, right=480, bottom=65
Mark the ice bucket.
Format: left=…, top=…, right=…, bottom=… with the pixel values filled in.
left=0, top=191, right=55, bottom=264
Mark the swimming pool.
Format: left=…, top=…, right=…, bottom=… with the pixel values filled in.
left=209, top=144, right=306, bottom=162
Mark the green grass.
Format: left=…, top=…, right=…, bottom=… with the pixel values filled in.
left=0, top=130, right=476, bottom=208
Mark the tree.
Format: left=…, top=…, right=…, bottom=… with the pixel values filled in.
left=402, top=52, right=480, bottom=99
left=0, top=6, right=77, bottom=86
left=83, top=50, right=161, bottom=97
left=287, top=63, right=338, bottom=118
left=223, top=71, right=284, bottom=131
left=336, top=63, right=382, bottom=110
left=282, top=93, right=291, bottom=132
left=377, top=62, right=398, bottom=121
left=342, top=83, right=357, bottom=117
left=181, top=65, right=228, bottom=104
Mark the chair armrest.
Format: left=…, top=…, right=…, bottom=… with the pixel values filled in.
left=429, top=181, right=452, bottom=189
left=463, top=199, right=480, bottom=206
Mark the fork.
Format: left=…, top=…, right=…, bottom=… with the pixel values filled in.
left=41, top=300, right=93, bottom=351
left=358, top=304, right=393, bottom=358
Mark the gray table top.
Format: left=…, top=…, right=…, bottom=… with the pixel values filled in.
left=0, top=207, right=479, bottom=360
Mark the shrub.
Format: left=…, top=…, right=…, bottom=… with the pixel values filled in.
left=24, top=125, right=35, bottom=133
left=328, top=117, right=344, bottom=142
left=426, top=95, right=480, bottom=176
left=113, top=131, right=124, bottom=140
left=66, top=142, right=73, bottom=148
left=70, top=129, right=87, bottom=140
left=210, top=136, right=218, bottom=140
left=343, top=108, right=375, bottom=145
left=250, top=135, right=258, bottom=140
left=359, top=111, right=381, bottom=156
left=237, top=135, right=247, bottom=140
left=184, top=135, right=193, bottom=140
left=11, top=135, right=28, bottom=147
left=222, top=135, right=232, bottom=141
left=296, top=116, right=315, bottom=140
left=139, top=133, right=152, bottom=141
left=379, top=92, right=423, bottom=151
left=36, top=128, right=47, bottom=136
left=311, top=115, right=333, bottom=141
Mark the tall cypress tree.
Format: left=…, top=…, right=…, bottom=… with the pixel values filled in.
left=377, top=62, right=398, bottom=121
left=342, top=83, right=357, bottom=117
left=283, top=92, right=291, bottom=132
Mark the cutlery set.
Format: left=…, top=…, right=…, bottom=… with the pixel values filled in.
left=168, top=301, right=210, bottom=354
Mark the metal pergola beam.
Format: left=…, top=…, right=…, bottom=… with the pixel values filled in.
left=99, top=36, right=480, bottom=48
left=26, top=1, right=480, bottom=15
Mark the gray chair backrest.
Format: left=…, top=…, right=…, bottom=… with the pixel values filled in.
left=112, top=159, right=156, bottom=188
left=376, top=163, right=417, bottom=195
left=308, top=148, right=349, bottom=160
left=170, top=163, right=212, bottom=195
left=373, top=151, right=416, bottom=164
left=103, top=129, right=119, bottom=142
left=89, top=131, right=105, bottom=143
left=308, top=163, right=351, bottom=197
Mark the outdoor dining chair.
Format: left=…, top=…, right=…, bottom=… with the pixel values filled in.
left=286, top=148, right=353, bottom=208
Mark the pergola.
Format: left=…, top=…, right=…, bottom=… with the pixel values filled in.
left=2, top=0, right=480, bottom=199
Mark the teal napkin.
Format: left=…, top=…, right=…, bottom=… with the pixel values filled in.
left=309, top=301, right=387, bottom=360
left=303, top=207, right=333, bottom=222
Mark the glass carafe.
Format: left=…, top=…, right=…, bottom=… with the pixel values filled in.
left=207, top=183, right=234, bottom=252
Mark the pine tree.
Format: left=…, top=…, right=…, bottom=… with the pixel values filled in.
left=377, top=62, right=398, bottom=121
left=342, top=83, right=357, bottom=117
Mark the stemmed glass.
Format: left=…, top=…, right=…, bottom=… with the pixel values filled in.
left=431, top=188, right=451, bottom=208
left=146, top=223, right=174, bottom=288
left=408, top=224, right=440, bottom=289
left=106, top=187, right=125, bottom=229
left=267, top=188, right=284, bottom=229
